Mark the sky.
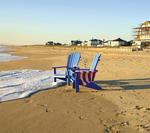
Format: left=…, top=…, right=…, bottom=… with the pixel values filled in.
left=0, top=0, right=150, bottom=45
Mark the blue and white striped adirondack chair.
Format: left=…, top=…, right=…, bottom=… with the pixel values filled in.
left=52, top=52, right=80, bottom=85
left=71, top=53, right=102, bottom=92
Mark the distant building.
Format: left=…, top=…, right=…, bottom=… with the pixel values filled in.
left=80, top=40, right=88, bottom=46
left=104, top=38, right=128, bottom=47
left=45, top=41, right=54, bottom=46
left=90, top=39, right=103, bottom=47
left=71, top=40, right=82, bottom=46
left=127, top=40, right=133, bottom=46
left=133, top=21, right=150, bottom=49
left=45, top=41, right=62, bottom=46
left=54, top=42, right=62, bottom=46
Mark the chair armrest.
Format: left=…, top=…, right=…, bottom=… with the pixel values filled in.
left=52, top=66, right=66, bottom=69
left=71, top=68, right=90, bottom=72
left=52, top=66, right=67, bottom=75
left=74, top=69, right=98, bottom=73
left=77, top=68, right=90, bottom=71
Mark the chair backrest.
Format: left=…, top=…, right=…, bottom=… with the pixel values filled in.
left=90, top=53, right=101, bottom=71
left=67, top=52, right=80, bottom=69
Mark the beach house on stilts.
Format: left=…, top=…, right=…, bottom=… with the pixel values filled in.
left=133, top=21, right=150, bottom=50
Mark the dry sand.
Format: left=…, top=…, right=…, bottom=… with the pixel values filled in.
left=0, top=45, right=150, bottom=133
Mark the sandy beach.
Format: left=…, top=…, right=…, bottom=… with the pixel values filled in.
left=0, top=45, right=150, bottom=133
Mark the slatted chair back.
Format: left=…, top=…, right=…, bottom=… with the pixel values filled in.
left=67, top=52, right=80, bottom=69
left=90, top=53, right=101, bottom=71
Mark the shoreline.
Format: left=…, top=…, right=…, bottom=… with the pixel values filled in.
left=0, top=45, right=26, bottom=62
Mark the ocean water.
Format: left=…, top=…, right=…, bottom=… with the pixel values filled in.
left=0, top=69, right=65, bottom=102
left=0, top=45, right=26, bottom=62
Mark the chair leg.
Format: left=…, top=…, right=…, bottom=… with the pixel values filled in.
left=86, top=82, right=102, bottom=90
left=67, top=71, right=71, bottom=86
left=67, top=76, right=70, bottom=86
left=75, top=73, right=79, bottom=92
left=54, top=68, right=57, bottom=82
left=73, top=81, right=75, bottom=89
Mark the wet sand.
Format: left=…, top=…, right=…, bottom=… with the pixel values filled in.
left=0, top=45, right=150, bottom=133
